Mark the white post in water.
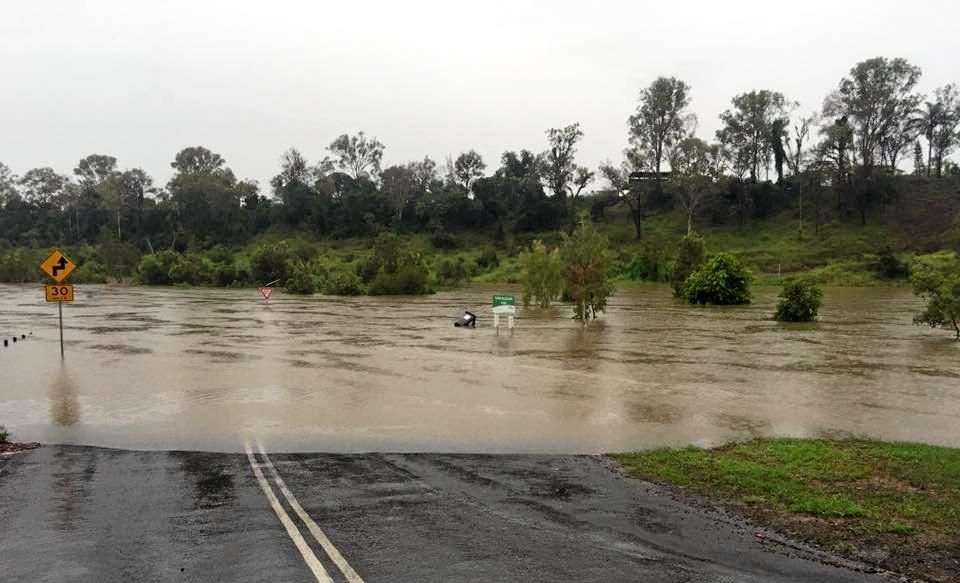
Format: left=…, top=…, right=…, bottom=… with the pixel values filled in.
left=492, top=295, right=517, bottom=335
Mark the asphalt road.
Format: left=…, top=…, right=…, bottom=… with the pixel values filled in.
left=0, top=445, right=888, bottom=582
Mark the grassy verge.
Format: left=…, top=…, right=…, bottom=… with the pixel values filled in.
left=614, top=438, right=960, bottom=582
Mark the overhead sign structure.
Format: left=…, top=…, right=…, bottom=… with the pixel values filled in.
left=492, top=295, right=516, bottom=334
left=40, top=249, right=76, bottom=283
left=45, top=284, right=75, bottom=303
left=259, top=287, right=274, bottom=302
left=40, top=248, right=78, bottom=358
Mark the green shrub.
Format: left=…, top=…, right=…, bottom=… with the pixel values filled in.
left=911, top=253, right=960, bottom=340
left=672, top=233, right=707, bottom=295
left=368, top=263, right=430, bottom=295
left=430, top=228, right=459, bottom=250
left=284, top=262, right=318, bottom=294
left=682, top=253, right=752, bottom=305
left=774, top=280, right=823, bottom=322
left=212, top=259, right=249, bottom=287
left=519, top=239, right=564, bottom=308
left=0, top=425, right=9, bottom=443
left=561, top=220, right=615, bottom=320
left=437, top=257, right=470, bottom=286
left=322, top=269, right=365, bottom=295
left=477, top=247, right=500, bottom=270
left=623, top=242, right=669, bottom=282
left=250, top=242, right=292, bottom=285
left=136, top=251, right=179, bottom=285
left=0, top=248, right=39, bottom=282
left=875, top=246, right=910, bottom=279
left=69, top=259, right=109, bottom=283
left=168, top=254, right=210, bottom=286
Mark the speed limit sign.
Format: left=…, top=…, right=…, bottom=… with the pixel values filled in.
left=45, top=284, right=75, bottom=302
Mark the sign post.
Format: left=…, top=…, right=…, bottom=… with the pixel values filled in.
left=492, top=295, right=517, bottom=335
left=259, top=279, right=279, bottom=304
left=40, top=250, right=77, bottom=359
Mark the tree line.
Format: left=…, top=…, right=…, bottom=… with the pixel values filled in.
left=1, top=56, right=958, bottom=255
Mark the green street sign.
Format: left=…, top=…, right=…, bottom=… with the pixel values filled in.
left=492, top=295, right=516, bottom=307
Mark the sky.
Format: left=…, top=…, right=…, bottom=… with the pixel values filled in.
left=1, top=0, right=957, bottom=191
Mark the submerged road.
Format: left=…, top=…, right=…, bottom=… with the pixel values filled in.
left=0, top=445, right=887, bottom=582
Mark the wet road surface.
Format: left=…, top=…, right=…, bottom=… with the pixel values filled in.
left=0, top=445, right=886, bottom=583
left=1, top=284, right=958, bottom=453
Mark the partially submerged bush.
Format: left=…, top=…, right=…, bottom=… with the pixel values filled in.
left=368, top=263, right=429, bottom=295
left=519, top=239, right=563, bottom=308
left=0, top=425, right=9, bottom=443
left=477, top=247, right=500, bottom=270
left=72, top=259, right=110, bottom=284
left=136, top=251, right=179, bottom=285
left=682, top=253, right=752, bottom=305
left=875, top=246, right=910, bottom=279
left=561, top=220, right=615, bottom=320
left=774, top=279, right=823, bottom=322
left=322, top=269, right=365, bottom=295
left=284, top=262, right=318, bottom=295
left=671, top=233, right=706, bottom=295
left=912, top=253, right=960, bottom=340
left=250, top=242, right=292, bottom=285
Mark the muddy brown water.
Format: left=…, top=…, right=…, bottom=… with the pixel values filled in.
left=0, top=284, right=957, bottom=453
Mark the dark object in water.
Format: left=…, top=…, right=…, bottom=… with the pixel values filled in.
left=454, top=311, right=477, bottom=328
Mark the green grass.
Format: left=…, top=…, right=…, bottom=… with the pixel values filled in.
left=614, top=438, right=960, bottom=580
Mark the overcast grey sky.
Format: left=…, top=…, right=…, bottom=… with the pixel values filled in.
left=2, top=0, right=957, bottom=190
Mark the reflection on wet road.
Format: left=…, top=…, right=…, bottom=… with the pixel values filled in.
left=0, top=284, right=957, bottom=452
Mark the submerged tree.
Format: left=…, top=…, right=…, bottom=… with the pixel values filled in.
left=561, top=219, right=615, bottom=320
left=912, top=255, right=960, bottom=340
left=774, top=280, right=823, bottom=322
left=519, top=239, right=564, bottom=308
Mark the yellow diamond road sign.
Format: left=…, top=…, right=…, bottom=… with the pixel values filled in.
left=40, top=249, right=76, bottom=283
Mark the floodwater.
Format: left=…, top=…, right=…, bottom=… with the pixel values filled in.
left=0, top=284, right=957, bottom=453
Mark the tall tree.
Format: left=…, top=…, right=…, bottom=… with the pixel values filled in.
left=117, top=168, right=153, bottom=235
left=929, top=84, right=960, bottom=177
left=628, top=77, right=694, bottom=184
left=0, top=162, right=19, bottom=205
left=668, top=137, right=716, bottom=235
left=381, top=164, right=415, bottom=224
left=913, top=140, right=925, bottom=175
left=542, top=123, right=585, bottom=201
left=170, top=147, right=226, bottom=176
left=409, top=156, right=438, bottom=192
left=328, top=132, right=385, bottom=180
left=717, top=90, right=791, bottom=182
left=19, top=167, right=68, bottom=206
left=823, top=57, right=922, bottom=170
left=452, top=150, right=486, bottom=191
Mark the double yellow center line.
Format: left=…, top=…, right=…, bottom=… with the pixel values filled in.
left=245, top=440, right=366, bottom=583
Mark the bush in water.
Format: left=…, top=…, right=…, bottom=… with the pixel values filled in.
left=774, top=279, right=823, bottom=322
left=911, top=253, right=960, bottom=340
left=250, top=242, right=292, bottom=285
left=875, top=246, right=910, bottom=279
left=561, top=220, right=615, bottom=320
left=682, top=253, right=752, bottom=305
left=136, top=251, right=179, bottom=285
left=368, top=263, right=430, bottom=295
left=519, top=239, right=564, bottom=308
left=0, top=425, right=8, bottom=443
left=284, top=262, right=318, bottom=295
left=671, top=232, right=706, bottom=295
left=322, top=269, right=365, bottom=296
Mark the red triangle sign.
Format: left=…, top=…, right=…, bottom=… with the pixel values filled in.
left=259, top=287, right=274, bottom=301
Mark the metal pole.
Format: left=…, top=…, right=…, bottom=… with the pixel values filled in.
left=59, top=301, right=64, bottom=359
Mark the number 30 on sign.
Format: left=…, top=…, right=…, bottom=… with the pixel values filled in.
left=45, top=284, right=74, bottom=302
